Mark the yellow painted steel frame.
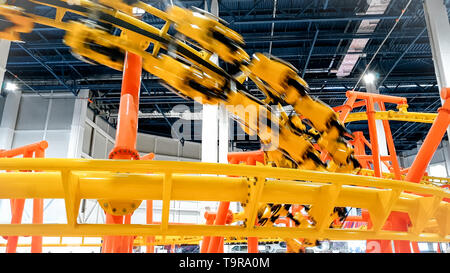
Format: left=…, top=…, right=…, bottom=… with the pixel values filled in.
left=345, top=111, right=438, bottom=124
left=0, top=0, right=449, bottom=246
left=359, top=169, right=450, bottom=187
left=0, top=158, right=448, bottom=242
left=0, top=236, right=283, bottom=248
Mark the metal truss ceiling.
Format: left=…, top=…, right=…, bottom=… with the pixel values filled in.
left=3, top=0, right=450, bottom=152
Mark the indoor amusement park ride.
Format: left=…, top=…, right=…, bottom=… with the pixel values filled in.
left=0, top=0, right=449, bottom=253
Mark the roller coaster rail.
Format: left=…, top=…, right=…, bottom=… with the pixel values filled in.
left=0, top=158, right=448, bottom=243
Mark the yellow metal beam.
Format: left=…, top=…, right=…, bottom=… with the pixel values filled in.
left=0, top=236, right=284, bottom=248
left=0, top=171, right=446, bottom=209
left=0, top=224, right=447, bottom=242
left=0, top=158, right=448, bottom=242
left=345, top=111, right=437, bottom=124
left=359, top=169, right=450, bottom=186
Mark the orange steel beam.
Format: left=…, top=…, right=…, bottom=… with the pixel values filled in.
left=346, top=91, right=408, bottom=105
left=207, top=202, right=231, bottom=253
left=350, top=132, right=371, bottom=169
left=334, top=93, right=358, bottom=122
left=356, top=155, right=393, bottom=161
left=345, top=94, right=404, bottom=253
left=231, top=151, right=264, bottom=254
left=146, top=200, right=155, bottom=253
left=108, top=52, right=142, bottom=161
left=227, top=150, right=265, bottom=164
left=200, top=212, right=216, bottom=253
left=141, top=153, right=155, bottom=161
left=0, top=141, right=48, bottom=158
left=377, top=101, right=402, bottom=180
left=366, top=96, right=382, bottom=177
left=102, top=51, right=143, bottom=253
left=6, top=198, right=25, bottom=253
left=343, top=91, right=425, bottom=253
left=406, top=89, right=450, bottom=183
left=31, top=148, right=45, bottom=253
left=343, top=91, right=406, bottom=181
left=203, top=151, right=265, bottom=253
left=142, top=154, right=155, bottom=253
left=411, top=242, right=420, bottom=253
left=3, top=142, right=47, bottom=253
left=388, top=89, right=450, bottom=253
left=219, top=237, right=224, bottom=253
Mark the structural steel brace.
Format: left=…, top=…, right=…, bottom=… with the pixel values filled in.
left=0, top=141, right=48, bottom=253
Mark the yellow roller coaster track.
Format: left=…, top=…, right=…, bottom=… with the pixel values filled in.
left=345, top=111, right=438, bottom=124
left=358, top=169, right=450, bottom=187
left=0, top=158, right=448, bottom=243
left=0, top=236, right=284, bottom=248
left=0, top=1, right=448, bottom=249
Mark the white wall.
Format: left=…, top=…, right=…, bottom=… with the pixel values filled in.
left=11, top=93, right=75, bottom=157
left=399, top=140, right=450, bottom=177
left=82, top=107, right=201, bottom=161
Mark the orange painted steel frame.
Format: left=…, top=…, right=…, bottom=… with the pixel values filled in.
left=406, top=88, right=450, bottom=183
left=336, top=91, right=412, bottom=252
left=142, top=153, right=155, bottom=253
left=201, top=150, right=265, bottom=253
left=402, top=88, right=450, bottom=253
left=336, top=90, right=450, bottom=253
left=102, top=52, right=143, bottom=253
left=200, top=212, right=216, bottom=253
left=0, top=140, right=48, bottom=253
left=338, top=91, right=404, bottom=180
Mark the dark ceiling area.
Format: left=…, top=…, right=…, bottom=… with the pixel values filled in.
left=3, top=0, right=450, bottom=152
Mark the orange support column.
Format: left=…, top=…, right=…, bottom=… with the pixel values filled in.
left=386, top=212, right=411, bottom=253
left=142, top=153, right=155, bottom=253
left=31, top=198, right=43, bottom=253
left=103, top=51, right=143, bottom=253
left=6, top=198, right=25, bottom=253
left=200, top=212, right=216, bottom=253
left=338, top=93, right=357, bottom=122
left=246, top=156, right=259, bottom=253
left=146, top=200, right=155, bottom=253
left=31, top=148, right=45, bottom=253
left=411, top=242, right=420, bottom=253
left=0, top=142, right=48, bottom=253
left=248, top=237, right=259, bottom=253
left=202, top=151, right=265, bottom=253
left=102, top=213, right=116, bottom=253
left=121, top=214, right=133, bottom=253
left=377, top=102, right=402, bottom=180
left=207, top=202, right=230, bottom=253
left=218, top=238, right=224, bottom=253
left=406, top=89, right=450, bottom=183
left=227, top=151, right=264, bottom=253
left=6, top=150, right=34, bottom=253
left=365, top=210, right=393, bottom=253
left=350, top=132, right=371, bottom=169
left=366, top=97, right=382, bottom=177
